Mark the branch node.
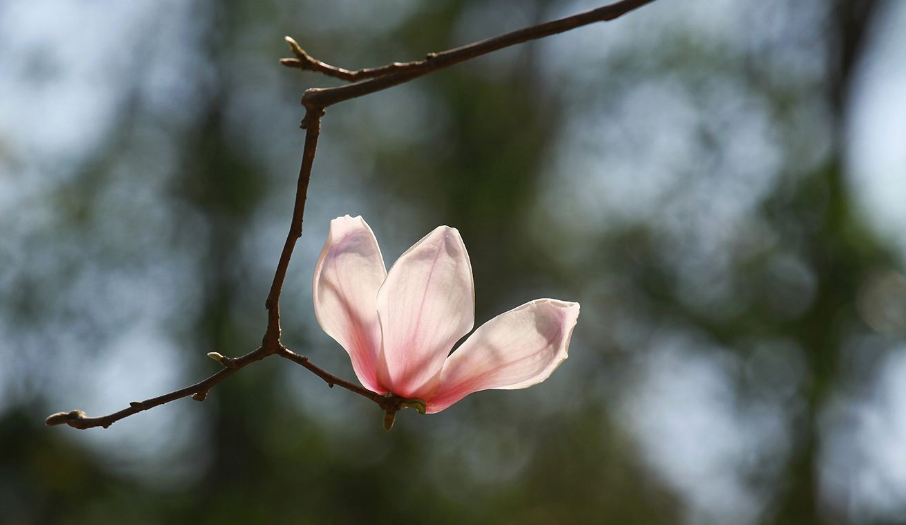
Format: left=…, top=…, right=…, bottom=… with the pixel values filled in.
left=129, top=401, right=144, bottom=409
left=207, top=351, right=237, bottom=369
left=192, top=392, right=208, bottom=402
left=300, top=107, right=325, bottom=130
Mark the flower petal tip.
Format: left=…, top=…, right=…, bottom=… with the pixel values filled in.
left=313, top=214, right=387, bottom=394
left=330, top=214, right=366, bottom=229
left=375, top=221, right=476, bottom=399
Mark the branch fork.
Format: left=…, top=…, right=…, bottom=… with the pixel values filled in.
left=46, top=0, right=657, bottom=431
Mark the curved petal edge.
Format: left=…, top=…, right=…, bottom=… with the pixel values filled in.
left=376, top=225, right=476, bottom=400
left=426, top=299, right=580, bottom=413
left=312, top=215, right=387, bottom=393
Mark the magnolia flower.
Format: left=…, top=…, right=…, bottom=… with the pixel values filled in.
left=313, top=215, right=580, bottom=418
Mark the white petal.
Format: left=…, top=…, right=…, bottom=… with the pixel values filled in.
left=427, top=299, right=580, bottom=413
left=376, top=226, right=475, bottom=399
left=312, top=215, right=387, bottom=393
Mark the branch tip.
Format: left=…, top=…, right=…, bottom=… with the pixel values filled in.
left=46, top=410, right=86, bottom=427
left=285, top=36, right=306, bottom=58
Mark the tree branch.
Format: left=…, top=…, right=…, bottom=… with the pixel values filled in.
left=281, top=37, right=407, bottom=82
left=47, top=0, right=658, bottom=430
left=46, top=343, right=405, bottom=430
left=46, top=346, right=271, bottom=429
left=263, top=107, right=324, bottom=347
left=277, top=347, right=403, bottom=412
left=293, top=0, right=655, bottom=109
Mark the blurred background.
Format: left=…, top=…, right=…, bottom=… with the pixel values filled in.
left=1, top=0, right=905, bottom=523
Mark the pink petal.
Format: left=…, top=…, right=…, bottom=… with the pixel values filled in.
left=426, top=299, right=580, bottom=413
left=376, top=226, right=475, bottom=400
left=312, top=215, right=387, bottom=393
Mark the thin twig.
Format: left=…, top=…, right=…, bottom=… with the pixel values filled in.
left=263, top=107, right=324, bottom=347
left=277, top=346, right=403, bottom=412
left=297, top=0, right=655, bottom=109
left=47, top=0, right=657, bottom=430
left=281, top=37, right=407, bottom=82
left=46, top=346, right=272, bottom=429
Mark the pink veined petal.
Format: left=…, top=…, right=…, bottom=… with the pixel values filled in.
left=426, top=299, right=580, bottom=413
left=376, top=226, right=475, bottom=400
left=312, top=215, right=387, bottom=394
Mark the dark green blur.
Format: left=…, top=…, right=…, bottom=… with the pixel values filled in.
left=1, top=0, right=903, bottom=524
